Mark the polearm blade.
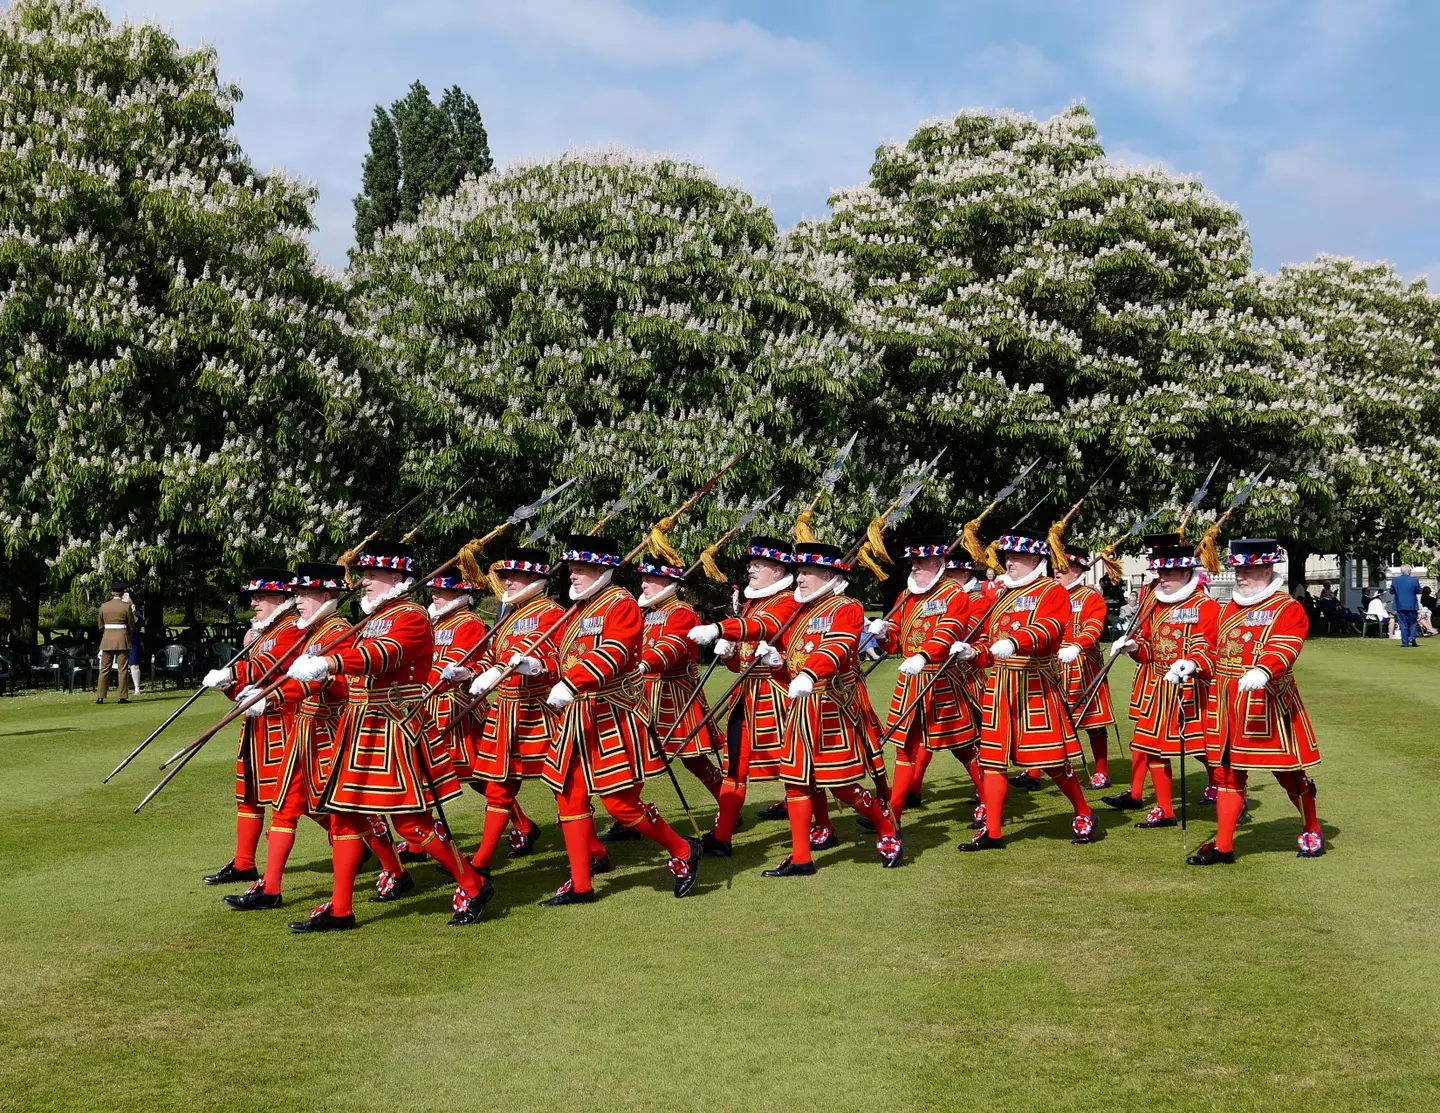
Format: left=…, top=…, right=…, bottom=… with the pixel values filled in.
left=1176, top=457, right=1222, bottom=533
left=521, top=491, right=584, bottom=545
left=1014, top=490, right=1052, bottom=529
left=819, top=432, right=860, bottom=493
left=994, top=457, right=1041, bottom=503
left=588, top=466, right=663, bottom=534
left=1227, top=464, right=1270, bottom=510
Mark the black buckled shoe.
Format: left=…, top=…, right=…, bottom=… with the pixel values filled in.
left=203, top=860, right=259, bottom=885
left=368, top=869, right=415, bottom=903
left=397, top=845, right=428, bottom=865
left=755, top=800, right=789, bottom=821
left=540, top=880, right=597, bottom=906
left=808, top=824, right=838, bottom=850
left=669, top=838, right=702, bottom=898
left=1186, top=841, right=1235, bottom=866
left=1101, top=791, right=1145, bottom=811
left=589, top=853, right=614, bottom=875
left=507, top=823, right=542, bottom=858
left=1009, top=773, right=1045, bottom=791
left=878, top=835, right=903, bottom=869
left=598, top=820, right=641, bottom=843
left=761, top=856, right=816, bottom=877
left=448, top=878, right=495, bottom=926
left=958, top=832, right=1005, bottom=852
left=701, top=832, right=733, bottom=858
left=855, top=814, right=876, bottom=832
left=223, top=882, right=282, bottom=911
left=1071, top=814, right=1100, bottom=844
left=903, top=791, right=924, bottom=808
left=1297, top=831, right=1325, bottom=858
left=289, top=902, right=357, bottom=933
left=1134, top=807, right=1178, bottom=829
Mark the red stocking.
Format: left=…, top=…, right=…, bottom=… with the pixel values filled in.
left=785, top=786, right=814, bottom=864
left=1047, top=765, right=1092, bottom=816
left=1127, top=747, right=1150, bottom=801
left=1148, top=759, right=1174, bottom=818
left=1214, top=767, right=1248, bottom=852
left=234, top=808, right=265, bottom=870
left=981, top=769, right=1008, bottom=838
left=1088, top=728, right=1109, bottom=779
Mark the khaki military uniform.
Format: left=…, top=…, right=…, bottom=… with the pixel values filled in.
left=97, top=596, right=133, bottom=700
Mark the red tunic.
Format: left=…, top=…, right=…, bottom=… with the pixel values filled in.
left=717, top=591, right=799, bottom=781
left=229, top=609, right=305, bottom=808
left=541, top=585, right=653, bottom=796
left=319, top=597, right=463, bottom=814
left=1129, top=587, right=1218, bottom=758
left=640, top=597, right=718, bottom=761
left=467, top=593, right=564, bottom=782
left=424, top=604, right=489, bottom=779
left=1059, top=582, right=1114, bottom=729
left=777, top=592, right=876, bottom=788
left=882, top=579, right=977, bottom=750
left=973, top=577, right=1082, bottom=769
left=270, top=610, right=351, bottom=811
left=1204, top=592, right=1319, bottom=771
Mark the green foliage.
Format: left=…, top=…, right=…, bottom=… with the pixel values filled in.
left=0, top=0, right=380, bottom=599
left=352, top=81, right=493, bottom=253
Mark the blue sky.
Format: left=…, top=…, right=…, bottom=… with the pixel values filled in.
left=99, top=0, right=1440, bottom=279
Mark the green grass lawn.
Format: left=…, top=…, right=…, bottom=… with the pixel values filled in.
left=2, top=640, right=1438, bottom=1113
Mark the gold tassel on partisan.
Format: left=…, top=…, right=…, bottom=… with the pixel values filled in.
left=1047, top=518, right=1070, bottom=576
left=485, top=560, right=507, bottom=601
left=793, top=506, right=818, bottom=544
left=697, top=540, right=727, bottom=584
left=1196, top=521, right=1223, bottom=574
left=864, top=510, right=893, bottom=568
left=1098, top=542, right=1123, bottom=585
left=983, top=539, right=1003, bottom=573
left=645, top=516, right=684, bottom=567
left=457, top=539, right=487, bottom=588
left=856, top=540, right=889, bottom=581
left=961, top=501, right=997, bottom=566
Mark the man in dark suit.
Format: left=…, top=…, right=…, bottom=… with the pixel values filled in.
left=1390, top=565, right=1424, bottom=648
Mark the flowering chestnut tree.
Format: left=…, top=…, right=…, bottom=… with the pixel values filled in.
left=348, top=146, right=886, bottom=560
left=817, top=105, right=1342, bottom=546
left=0, top=0, right=380, bottom=639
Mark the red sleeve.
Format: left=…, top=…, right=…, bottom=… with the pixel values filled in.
left=643, top=606, right=698, bottom=671
left=1071, top=590, right=1106, bottom=649
left=1190, top=597, right=1219, bottom=678
left=231, top=620, right=305, bottom=691
left=917, top=588, right=969, bottom=662
left=796, top=599, right=862, bottom=683
left=562, top=594, right=643, bottom=694
left=722, top=594, right=799, bottom=674
left=325, top=606, right=430, bottom=678
left=1255, top=598, right=1308, bottom=678
left=430, top=614, right=489, bottom=688
left=882, top=596, right=907, bottom=655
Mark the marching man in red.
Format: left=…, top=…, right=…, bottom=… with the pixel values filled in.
left=464, top=548, right=561, bottom=874
left=871, top=540, right=979, bottom=829
left=1102, top=535, right=1219, bottom=827
left=635, top=557, right=725, bottom=803
left=953, top=529, right=1098, bottom=851
left=200, top=569, right=304, bottom=887
left=762, top=541, right=901, bottom=875
left=687, top=536, right=812, bottom=855
left=222, top=562, right=408, bottom=910
left=285, top=540, right=492, bottom=932
left=1055, top=545, right=1116, bottom=790
left=538, top=535, right=701, bottom=905
left=1189, top=538, right=1323, bottom=864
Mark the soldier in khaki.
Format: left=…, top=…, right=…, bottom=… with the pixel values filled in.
left=96, top=580, right=134, bottom=703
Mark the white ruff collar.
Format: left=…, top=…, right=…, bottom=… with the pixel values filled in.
left=1001, top=565, right=1044, bottom=590
left=427, top=595, right=473, bottom=621
left=501, top=579, right=547, bottom=608
left=745, top=574, right=793, bottom=600
left=250, top=598, right=295, bottom=632
left=951, top=575, right=980, bottom=594
left=569, top=570, right=613, bottom=602
left=1155, top=572, right=1201, bottom=605
left=1232, top=575, right=1285, bottom=607
left=296, top=599, right=337, bottom=630
left=361, top=578, right=413, bottom=615
left=795, top=576, right=846, bottom=605
left=638, top=583, right=678, bottom=609
left=907, top=569, right=941, bottom=596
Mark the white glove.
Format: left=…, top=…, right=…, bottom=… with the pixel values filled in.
left=948, top=641, right=976, bottom=661
left=469, top=667, right=502, bottom=696
left=1163, top=659, right=1197, bottom=685
left=508, top=652, right=543, bottom=677
left=287, top=655, right=331, bottom=682
left=237, top=685, right=266, bottom=717
left=546, top=681, right=576, bottom=708
left=1110, top=637, right=1137, bottom=659
left=1057, top=643, right=1082, bottom=664
left=755, top=640, right=784, bottom=669
left=713, top=637, right=736, bottom=659
left=899, top=654, right=927, bottom=675
left=866, top=617, right=890, bottom=639
left=202, top=667, right=232, bottom=690
left=990, top=639, right=1016, bottom=661
left=688, top=623, right=721, bottom=646
left=787, top=673, right=814, bottom=700
left=636, top=661, right=649, bottom=674
left=1237, top=667, right=1269, bottom=692
left=440, top=663, right=473, bottom=683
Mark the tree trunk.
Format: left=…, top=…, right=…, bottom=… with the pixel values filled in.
left=143, top=581, right=165, bottom=653
left=1286, top=542, right=1312, bottom=592
left=8, top=553, right=43, bottom=654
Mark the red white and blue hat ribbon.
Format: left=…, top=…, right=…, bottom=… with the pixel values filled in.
left=357, top=552, right=415, bottom=573
left=637, top=560, right=686, bottom=581
left=560, top=548, right=624, bottom=567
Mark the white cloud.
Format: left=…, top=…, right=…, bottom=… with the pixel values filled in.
left=1260, top=141, right=1436, bottom=224
left=1093, top=0, right=1247, bottom=105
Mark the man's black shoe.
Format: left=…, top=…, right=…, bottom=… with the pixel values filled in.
left=540, top=882, right=597, bottom=906
left=1101, top=791, right=1145, bottom=811
left=701, top=832, right=732, bottom=858
left=755, top=800, right=788, bottom=821
left=671, top=838, right=702, bottom=898
left=958, top=832, right=1005, bottom=852
left=447, top=879, right=494, bottom=926
left=761, top=856, right=816, bottom=877
left=223, top=883, right=282, bottom=911
left=203, top=860, right=258, bottom=885
left=507, top=823, right=542, bottom=858
left=589, top=853, right=614, bottom=875
left=903, top=791, right=924, bottom=808
left=1008, top=773, right=1045, bottom=791
left=855, top=814, right=876, bottom=832
left=598, top=820, right=641, bottom=843
left=368, top=870, right=415, bottom=903
left=289, top=904, right=357, bottom=933
left=1186, top=841, right=1235, bottom=866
